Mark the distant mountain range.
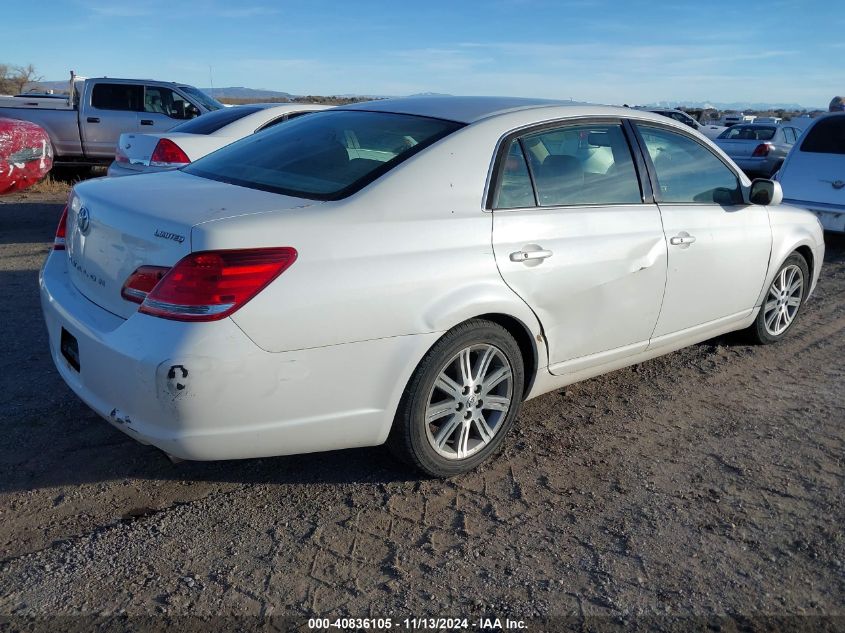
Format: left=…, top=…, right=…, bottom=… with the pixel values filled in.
left=202, top=87, right=294, bottom=99
left=29, top=81, right=824, bottom=111
left=644, top=100, right=824, bottom=112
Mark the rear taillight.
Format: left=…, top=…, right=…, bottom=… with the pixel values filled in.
left=150, top=138, right=191, bottom=167
left=54, top=205, right=68, bottom=250
left=137, top=248, right=297, bottom=321
left=115, top=145, right=129, bottom=163
left=752, top=143, right=773, bottom=157
left=121, top=266, right=170, bottom=304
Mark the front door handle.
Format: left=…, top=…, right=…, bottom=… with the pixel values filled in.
left=670, top=234, right=696, bottom=246
left=86, top=117, right=100, bottom=123
left=140, top=119, right=154, bottom=126
left=510, top=249, right=553, bottom=262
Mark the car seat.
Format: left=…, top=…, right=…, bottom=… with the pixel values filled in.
left=535, top=155, right=584, bottom=205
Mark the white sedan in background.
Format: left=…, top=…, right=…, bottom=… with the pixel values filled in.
left=776, top=112, right=845, bottom=232
left=42, top=97, right=824, bottom=477
left=107, top=103, right=332, bottom=176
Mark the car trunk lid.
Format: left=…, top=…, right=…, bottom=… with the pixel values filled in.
left=114, top=133, right=164, bottom=172
left=115, top=132, right=226, bottom=170
left=65, top=170, right=319, bottom=319
left=780, top=151, right=845, bottom=207
left=715, top=139, right=759, bottom=158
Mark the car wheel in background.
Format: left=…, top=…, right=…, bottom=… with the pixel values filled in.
left=746, top=253, right=809, bottom=344
left=388, top=319, right=525, bottom=477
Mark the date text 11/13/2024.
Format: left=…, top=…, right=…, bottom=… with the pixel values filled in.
left=307, top=617, right=527, bottom=630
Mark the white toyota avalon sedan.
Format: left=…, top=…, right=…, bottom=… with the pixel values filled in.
left=41, top=96, right=824, bottom=477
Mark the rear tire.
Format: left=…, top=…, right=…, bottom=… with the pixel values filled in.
left=745, top=253, right=809, bottom=344
left=387, top=319, right=525, bottom=477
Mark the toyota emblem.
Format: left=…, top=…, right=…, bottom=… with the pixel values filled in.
left=77, top=206, right=90, bottom=234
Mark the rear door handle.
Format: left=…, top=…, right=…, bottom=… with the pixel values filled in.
left=86, top=117, right=100, bottom=123
left=670, top=234, right=696, bottom=246
left=510, top=249, right=553, bottom=262
left=140, top=119, right=154, bottom=126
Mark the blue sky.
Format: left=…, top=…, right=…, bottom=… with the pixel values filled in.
left=1, top=0, right=842, bottom=107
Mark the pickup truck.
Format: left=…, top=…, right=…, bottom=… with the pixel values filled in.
left=0, top=74, right=223, bottom=165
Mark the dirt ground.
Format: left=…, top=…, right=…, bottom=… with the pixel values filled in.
left=0, top=192, right=843, bottom=632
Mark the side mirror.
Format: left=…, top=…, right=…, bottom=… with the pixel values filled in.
left=748, top=179, right=783, bottom=206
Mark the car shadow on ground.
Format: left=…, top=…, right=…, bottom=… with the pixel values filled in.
left=0, top=199, right=65, bottom=245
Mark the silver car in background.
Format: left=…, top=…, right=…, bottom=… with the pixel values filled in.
left=715, top=123, right=802, bottom=177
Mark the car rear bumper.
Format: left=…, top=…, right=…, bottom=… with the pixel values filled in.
left=783, top=198, right=845, bottom=233
left=732, top=156, right=779, bottom=176
left=40, top=251, right=438, bottom=460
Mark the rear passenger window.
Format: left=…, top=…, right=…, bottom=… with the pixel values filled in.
left=493, top=141, right=535, bottom=209
left=91, top=83, right=143, bottom=111
left=636, top=125, right=743, bottom=205
left=519, top=123, right=642, bottom=206
left=800, top=116, right=845, bottom=155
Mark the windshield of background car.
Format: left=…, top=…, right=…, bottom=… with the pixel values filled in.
left=184, top=110, right=464, bottom=200
left=800, top=116, right=845, bottom=155
left=718, top=126, right=776, bottom=141
left=169, top=105, right=264, bottom=134
left=179, top=86, right=224, bottom=111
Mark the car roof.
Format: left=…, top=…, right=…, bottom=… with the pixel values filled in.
left=339, top=95, right=596, bottom=124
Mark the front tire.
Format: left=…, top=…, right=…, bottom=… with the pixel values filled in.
left=388, top=319, right=525, bottom=477
left=746, top=253, right=809, bottom=344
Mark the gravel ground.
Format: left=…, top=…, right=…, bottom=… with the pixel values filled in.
left=0, top=193, right=843, bottom=632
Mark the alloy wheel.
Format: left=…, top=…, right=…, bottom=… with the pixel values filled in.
left=424, top=344, right=513, bottom=460
left=763, top=264, right=804, bottom=336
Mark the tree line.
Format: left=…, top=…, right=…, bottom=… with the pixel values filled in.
left=0, top=64, right=42, bottom=95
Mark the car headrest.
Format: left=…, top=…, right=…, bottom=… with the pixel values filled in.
left=587, top=132, right=611, bottom=147
left=540, top=154, right=583, bottom=180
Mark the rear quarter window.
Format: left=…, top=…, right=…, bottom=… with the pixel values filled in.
left=800, top=116, right=845, bottom=155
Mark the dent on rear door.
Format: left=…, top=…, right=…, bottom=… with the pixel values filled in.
left=489, top=124, right=668, bottom=374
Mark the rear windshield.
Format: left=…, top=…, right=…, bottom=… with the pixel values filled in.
left=184, top=110, right=463, bottom=200
left=170, top=106, right=263, bottom=134
left=718, top=126, right=776, bottom=141
left=800, top=116, right=845, bottom=155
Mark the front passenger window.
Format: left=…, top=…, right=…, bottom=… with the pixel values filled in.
left=636, top=125, right=743, bottom=205
left=144, top=86, right=196, bottom=119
